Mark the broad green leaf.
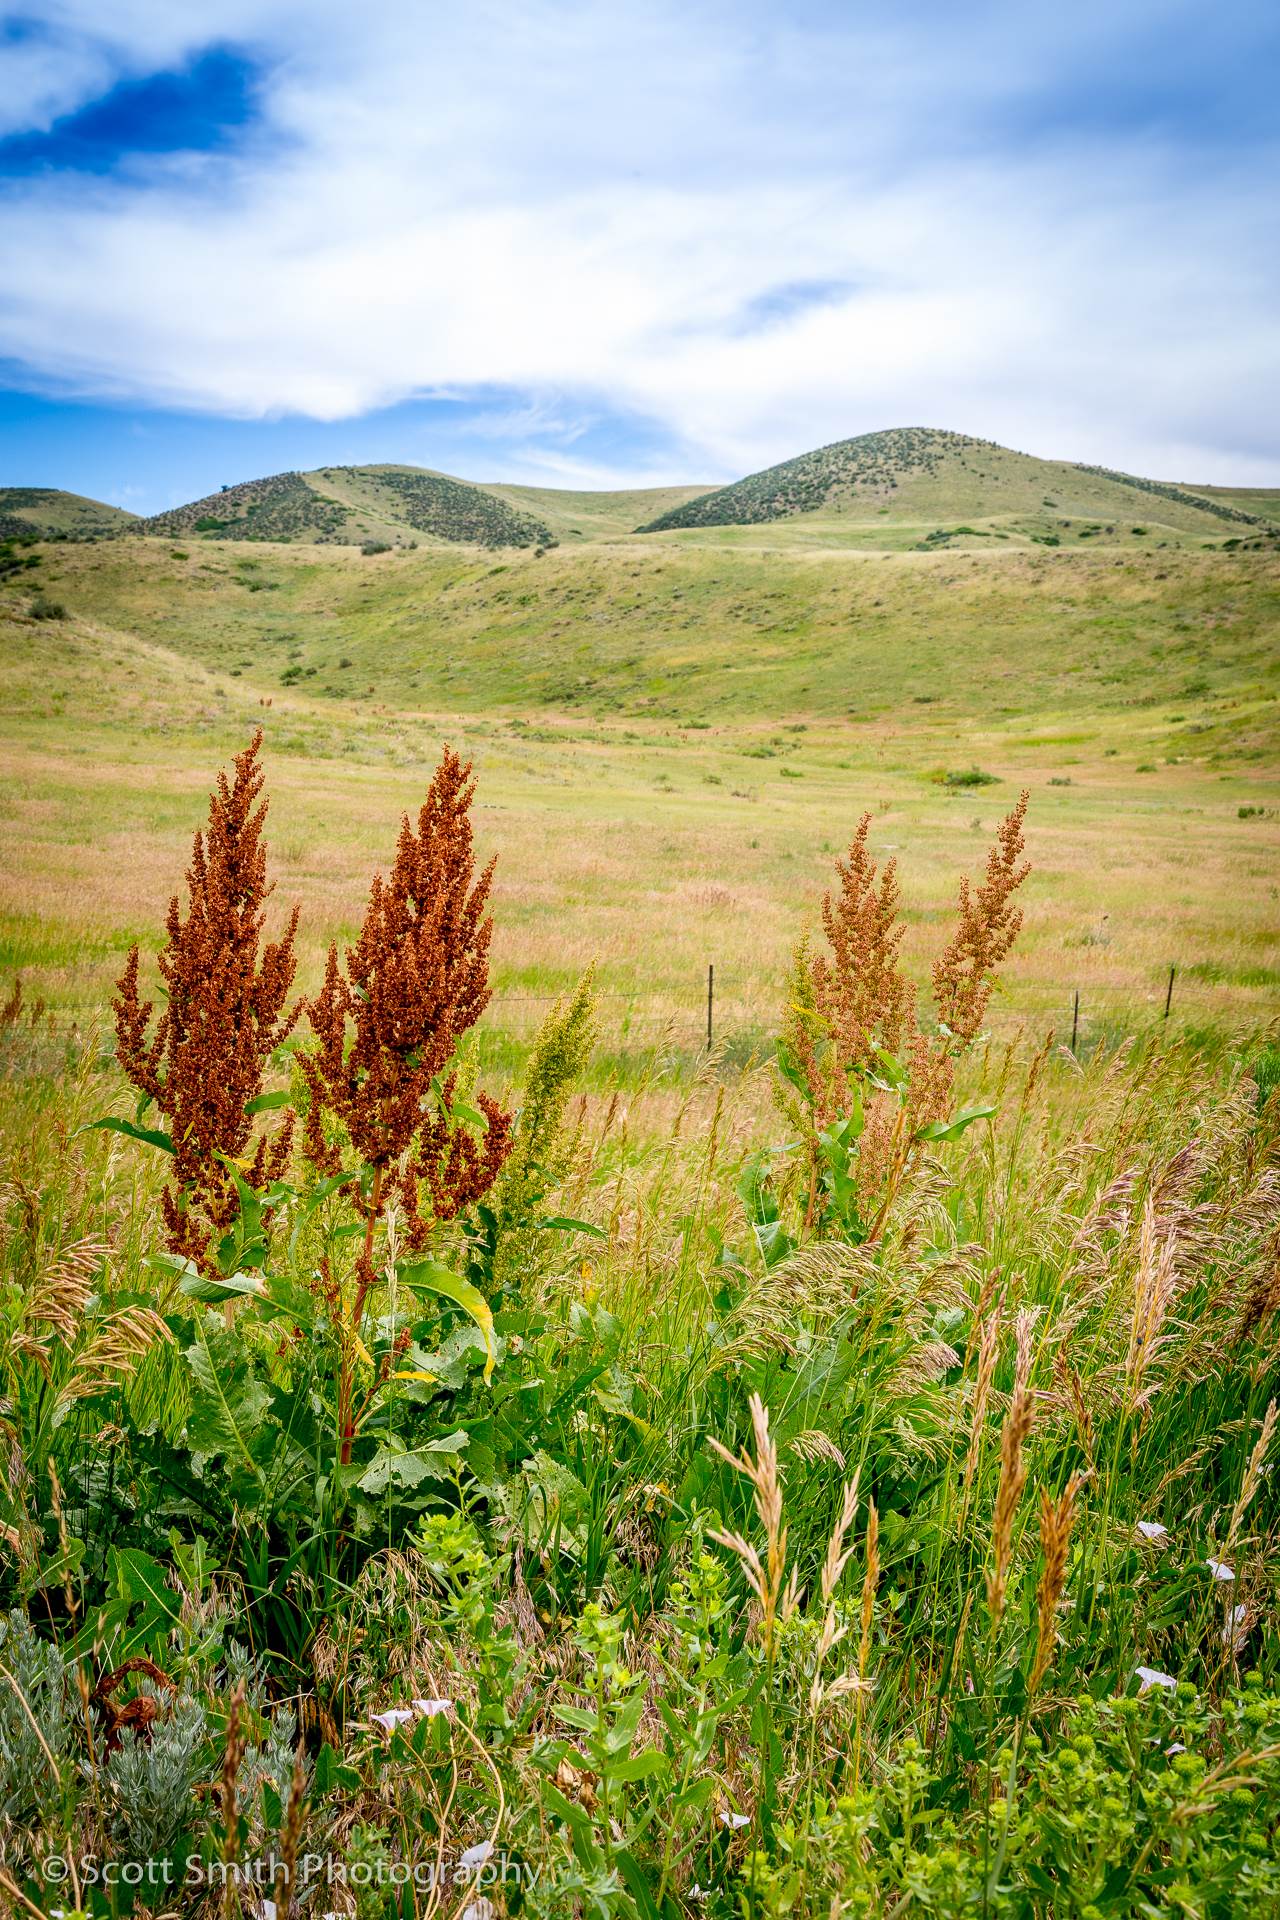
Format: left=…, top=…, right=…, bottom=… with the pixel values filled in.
left=397, top=1259, right=497, bottom=1382
left=609, top=1748, right=670, bottom=1783
left=109, top=1546, right=181, bottom=1624
left=245, top=1088, right=294, bottom=1114
left=538, top=1215, right=608, bottom=1239
left=185, top=1324, right=271, bottom=1480
left=355, top=1431, right=468, bottom=1495
left=916, top=1103, right=997, bottom=1143
left=79, top=1116, right=174, bottom=1154
left=178, top=1266, right=269, bottom=1304
left=616, top=1848, right=663, bottom=1920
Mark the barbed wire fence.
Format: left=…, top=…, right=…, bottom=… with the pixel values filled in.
left=476, top=960, right=1256, bottom=1068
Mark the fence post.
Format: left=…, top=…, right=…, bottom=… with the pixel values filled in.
left=1164, top=965, right=1176, bottom=1019
left=1071, top=989, right=1080, bottom=1054
left=707, top=963, right=714, bottom=1050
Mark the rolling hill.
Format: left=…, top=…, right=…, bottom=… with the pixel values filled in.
left=636, top=427, right=1270, bottom=546
left=0, top=486, right=137, bottom=539
left=17, top=431, right=1276, bottom=557
left=131, top=465, right=718, bottom=550
left=133, top=465, right=556, bottom=549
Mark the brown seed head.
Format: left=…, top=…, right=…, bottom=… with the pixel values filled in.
left=301, top=748, right=512, bottom=1244
left=932, top=791, right=1031, bottom=1045
left=113, top=731, right=300, bottom=1272
left=811, top=815, right=916, bottom=1075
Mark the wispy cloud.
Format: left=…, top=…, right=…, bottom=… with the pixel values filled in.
left=0, top=1, right=1276, bottom=486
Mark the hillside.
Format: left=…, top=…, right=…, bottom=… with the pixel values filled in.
left=0, top=486, right=136, bottom=539
left=485, top=481, right=715, bottom=542
left=12, top=530, right=1278, bottom=750
left=55, top=433, right=1279, bottom=557
left=637, top=427, right=1271, bottom=546
left=134, top=465, right=555, bottom=549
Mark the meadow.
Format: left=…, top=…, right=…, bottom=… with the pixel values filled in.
left=0, top=526, right=1278, bottom=1917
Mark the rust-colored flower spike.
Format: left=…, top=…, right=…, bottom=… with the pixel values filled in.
left=932, top=791, right=1031, bottom=1044
left=301, top=746, right=512, bottom=1251
left=811, top=813, right=916, bottom=1073
left=113, top=731, right=300, bottom=1271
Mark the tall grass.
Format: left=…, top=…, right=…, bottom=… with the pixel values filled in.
left=0, top=766, right=1277, bottom=1915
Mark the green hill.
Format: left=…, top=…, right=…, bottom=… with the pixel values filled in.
left=0, top=487, right=136, bottom=540
left=637, top=428, right=1270, bottom=546
left=26, top=435, right=1279, bottom=558
left=134, top=465, right=556, bottom=550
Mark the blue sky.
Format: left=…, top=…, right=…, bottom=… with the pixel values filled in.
left=0, top=1, right=1277, bottom=511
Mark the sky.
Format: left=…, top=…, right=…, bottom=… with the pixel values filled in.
left=0, top=1, right=1277, bottom=512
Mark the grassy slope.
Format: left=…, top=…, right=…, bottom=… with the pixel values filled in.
left=641, top=432, right=1270, bottom=547
left=1192, top=485, right=1280, bottom=524
left=1, top=535, right=1277, bottom=1071
left=486, top=481, right=715, bottom=541
left=0, top=486, right=136, bottom=537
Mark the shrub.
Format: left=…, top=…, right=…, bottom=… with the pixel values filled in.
left=28, top=595, right=66, bottom=620
left=934, top=765, right=999, bottom=789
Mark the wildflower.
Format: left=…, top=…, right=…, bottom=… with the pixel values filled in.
left=1206, top=1558, right=1235, bottom=1582
left=301, top=749, right=513, bottom=1462
left=302, top=747, right=512, bottom=1250
left=412, top=1696, right=452, bottom=1717
left=1223, top=1605, right=1250, bottom=1653
left=1136, top=1520, right=1168, bottom=1541
left=719, top=1811, right=751, bottom=1830
left=370, top=1708, right=415, bottom=1730
left=931, top=791, right=1030, bottom=1045
left=1134, top=1666, right=1177, bottom=1692
left=458, top=1842, right=494, bottom=1872
left=811, top=815, right=914, bottom=1076
left=114, top=730, right=300, bottom=1272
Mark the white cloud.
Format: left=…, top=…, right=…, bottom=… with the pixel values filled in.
left=0, top=1, right=1276, bottom=483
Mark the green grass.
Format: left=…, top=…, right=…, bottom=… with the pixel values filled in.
left=1, top=536, right=1277, bottom=1074
left=0, top=514, right=1278, bottom=1910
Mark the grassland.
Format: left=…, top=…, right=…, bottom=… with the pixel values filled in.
left=1, top=533, right=1277, bottom=1081
left=1, top=512, right=1279, bottom=1916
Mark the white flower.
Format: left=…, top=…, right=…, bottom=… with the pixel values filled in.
left=413, top=1696, right=453, bottom=1716
left=1223, top=1605, right=1249, bottom=1652
left=1206, top=1558, right=1235, bottom=1582
left=463, top=1903, right=494, bottom=1920
left=1136, top=1521, right=1168, bottom=1541
left=1135, top=1665, right=1177, bottom=1692
left=370, top=1707, right=415, bottom=1730
left=719, top=1810, right=751, bottom=1830
left=459, top=1841, right=494, bottom=1871
left=1166, top=1742, right=1187, bottom=1755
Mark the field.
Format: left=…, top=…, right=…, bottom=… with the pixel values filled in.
left=0, top=520, right=1278, bottom=1917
